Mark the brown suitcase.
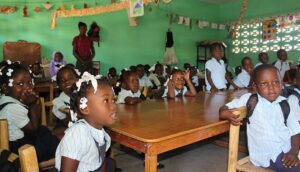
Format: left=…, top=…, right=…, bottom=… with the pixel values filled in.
left=3, top=41, right=41, bottom=67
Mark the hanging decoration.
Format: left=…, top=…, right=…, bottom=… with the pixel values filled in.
left=87, top=22, right=101, bottom=47
left=51, top=0, right=152, bottom=29
left=0, top=6, right=17, bottom=14
left=262, top=19, right=277, bottom=41
left=23, top=6, right=28, bottom=17
left=84, top=3, right=88, bottom=9
left=229, top=0, right=248, bottom=40
left=42, top=2, right=53, bottom=11
left=34, top=7, right=41, bottom=13
left=129, top=0, right=144, bottom=17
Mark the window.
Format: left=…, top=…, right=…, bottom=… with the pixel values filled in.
left=231, top=23, right=300, bottom=54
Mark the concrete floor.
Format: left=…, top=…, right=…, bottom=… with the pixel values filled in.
left=114, top=139, right=247, bottom=172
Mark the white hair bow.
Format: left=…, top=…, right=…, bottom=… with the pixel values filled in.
left=6, top=60, right=12, bottom=65
left=7, top=69, right=13, bottom=77
left=76, top=72, right=102, bottom=94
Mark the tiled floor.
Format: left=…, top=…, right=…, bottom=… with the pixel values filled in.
left=114, top=139, right=247, bottom=172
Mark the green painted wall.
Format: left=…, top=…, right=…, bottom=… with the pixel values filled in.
left=218, top=0, right=300, bottom=69
left=0, top=0, right=220, bottom=74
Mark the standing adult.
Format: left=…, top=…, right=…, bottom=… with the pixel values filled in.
left=72, top=21, right=95, bottom=73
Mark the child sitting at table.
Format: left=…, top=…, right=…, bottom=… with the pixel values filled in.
left=232, top=57, right=253, bottom=89
left=148, top=63, right=167, bottom=89
left=205, top=42, right=237, bottom=91
left=190, top=66, right=201, bottom=92
left=107, top=67, right=119, bottom=87
left=117, top=70, right=144, bottom=104
left=50, top=51, right=66, bottom=77
left=30, top=61, right=45, bottom=79
left=219, top=64, right=300, bottom=171
left=55, top=72, right=117, bottom=172
left=52, top=66, right=79, bottom=138
left=162, top=69, right=196, bottom=98
left=0, top=61, right=59, bottom=162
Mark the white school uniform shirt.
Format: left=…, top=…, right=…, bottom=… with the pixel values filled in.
left=274, top=60, right=290, bottom=80
left=117, top=88, right=141, bottom=104
left=139, top=75, right=153, bottom=88
left=287, top=88, right=300, bottom=122
left=192, top=75, right=199, bottom=87
left=162, top=86, right=188, bottom=98
left=55, top=119, right=111, bottom=172
left=233, top=69, right=250, bottom=88
left=226, top=93, right=300, bottom=167
left=0, top=96, right=29, bottom=141
left=148, top=73, right=162, bottom=87
left=52, top=92, right=70, bottom=120
left=254, top=62, right=263, bottom=68
left=205, top=58, right=227, bottom=91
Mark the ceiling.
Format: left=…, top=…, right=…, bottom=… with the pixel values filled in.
left=199, top=0, right=237, bottom=4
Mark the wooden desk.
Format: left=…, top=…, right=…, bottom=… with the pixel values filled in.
left=108, top=90, right=247, bottom=172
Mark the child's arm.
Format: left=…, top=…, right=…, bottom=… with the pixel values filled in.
left=60, top=156, right=79, bottom=172
left=167, top=79, right=176, bottom=98
left=219, top=105, right=242, bottom=126
left=21, top=91, right=41, bottom=135
left=183, top=70, right=197, bottom=97
left=225, top=73, right=239, bottom=90
left=206, top=69, right=218, bottom=92
left=124, top=96, right=142, bottom=105
left=282, top=133, right=300, bottom=168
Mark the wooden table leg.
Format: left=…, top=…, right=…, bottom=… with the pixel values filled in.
left=145, top=154, right=157, bottom=172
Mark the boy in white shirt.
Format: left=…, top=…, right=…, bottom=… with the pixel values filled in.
left=233, top=57, right=253, bottom=89
left=205, top=43, right=237, bottom=91
left=254, top=52, right=269, bottom=68
left=274, top=49, right=290, bottom=80
left=220, top=64, right=300, bottom=171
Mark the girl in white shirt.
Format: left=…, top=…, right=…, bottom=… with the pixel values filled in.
left=55, top=72, right=117, bottom=172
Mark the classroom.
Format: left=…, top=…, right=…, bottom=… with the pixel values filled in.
left=0, top=0, right=300, bottom=172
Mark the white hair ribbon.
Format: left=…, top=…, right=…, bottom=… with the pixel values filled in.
left=6, top=60, right=12, bottom=65
left=32, top=79, right=35, bottom=86
left=6, top=69, right=13, bottom=77
left=79, top=97, right=88, bottom=109
left=74, top=69, right=81, bottom=76
left=8, top=79, right=13, bottom=87
left=76, top=71, right=98, bottom=94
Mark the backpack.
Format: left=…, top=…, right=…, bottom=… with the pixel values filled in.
left=246, top=93, right=290, bottom=126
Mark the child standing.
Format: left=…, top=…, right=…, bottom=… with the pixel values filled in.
left=162, top=69, right=197, bottom=98
left=50, top=51, right=66, bottom=77
left=254, top=52, right=269, bottom=68
left=205, top=43, right=238, bottom=91
left=117, top=70, right=144, bottom=104
left=52, top=66, right=79, bottom=137
left=55, top=72, right=117, bottom=171
left=0, top=62, right=59, bottom=162
left=274, top=49, right=290, bottom=80
left=219, top=64, right=300, bottom=171
left=232, top=57, right=253, bottom=89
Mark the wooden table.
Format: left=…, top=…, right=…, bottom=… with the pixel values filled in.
left=107, top=90, right=248, bottom=172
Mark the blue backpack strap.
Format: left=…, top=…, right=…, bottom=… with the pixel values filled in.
left=246, top=93, right=258, bottom=124
left=279, top=100, right=290, bottom=127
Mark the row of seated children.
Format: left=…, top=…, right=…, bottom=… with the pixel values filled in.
left=219, top=64, right=300, bottom=171
left=0, top=60, right=118, bottom=171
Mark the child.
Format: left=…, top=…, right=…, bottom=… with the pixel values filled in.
left=148, top=63, right=166, bottom=89
left=274, top=49, right=290, bottom=80
left=287, top=69, right=300, bottom=122
left=232, top=57, right=253, bottom=89
left=50, top=51, right=66, bottom=77
left=30, top=61, right=45, bottom=79
left=117, top=70, right=144, bottom=104
left=0, top=61, right=59, bottom=162
left=136, top=64, right=153, bottom=89
left=254, top=52, right=269, bottom=68
left=55, top=72, right=117, bottom=171
left=183, top=63, right=191, bottom=71
left=107, top=67, right=119, bottom=87
left=190, top=66, right=201, bottom=92
left=52, top=66, right=79, bottom=138
left=219, top=64, right=300, bottom=171
left=162, top=69, right=197, bottom=98
left=205, top=43, right=238, bottom=91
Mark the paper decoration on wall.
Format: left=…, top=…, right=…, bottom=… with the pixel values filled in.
left=184, top=17, right=190, bottom=26
left=262, top=19, right=277, bottom=41
left=177, top=16, right=184, bottom=24
left=129, top=0, right=144, bottom=17
left=0, top=6, right=17, bottom=14
left=211, top=23, right=218, bottom=29
left=51, top=0, right=152, bottom=29
left=34, top=7, right=41, bottom=13
left=43, top=2, right=53, bottom=11
left=197, top=20, right=209, bottom=28
left=23, top=6, right=28, bottom=17
left=219, top=24, right=225, bottom=30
